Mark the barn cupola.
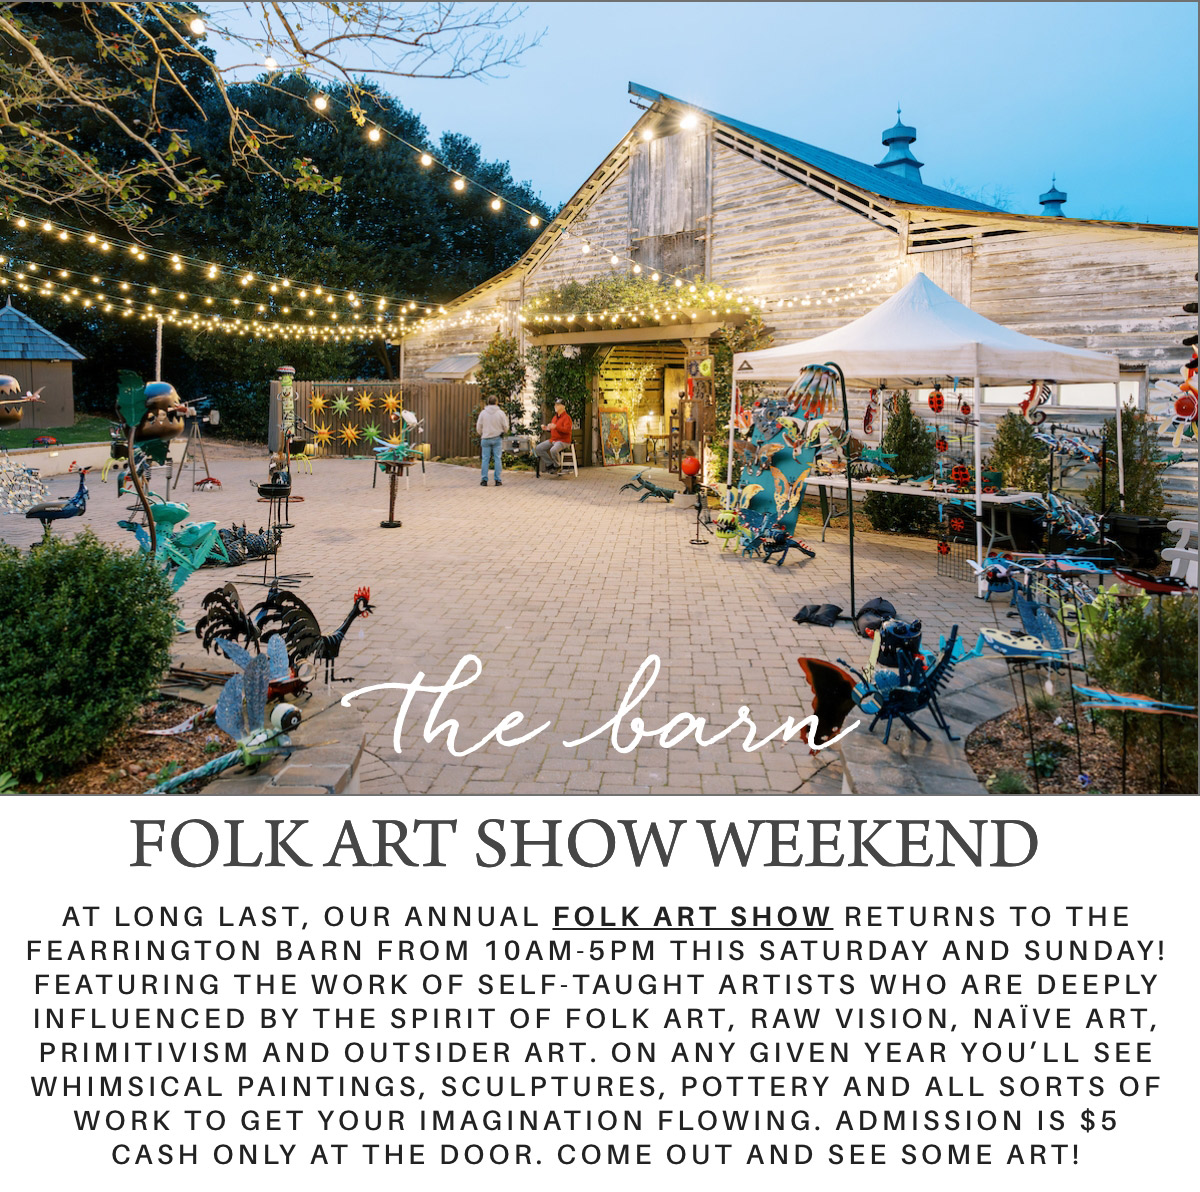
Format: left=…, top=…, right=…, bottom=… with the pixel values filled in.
left=1039, top=176, right=1068, bottom=216
left=874, top=108, right=924, bottom=183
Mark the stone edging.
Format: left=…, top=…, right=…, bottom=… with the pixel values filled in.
left=836, top=667, right=1019, bottom=794
left=200, top=701, right=364, bottom=794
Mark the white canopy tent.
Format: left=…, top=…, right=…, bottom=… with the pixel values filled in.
left=731, top=272, right=1122, bottom=572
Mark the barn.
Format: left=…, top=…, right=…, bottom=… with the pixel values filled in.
left=0, top=298, right=84, bottom=430
left=397, top=82, right=1197, bottom=510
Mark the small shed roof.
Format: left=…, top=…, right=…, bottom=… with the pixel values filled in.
left=0, top=299, right=85, bottom=361
left=423, top=353, right=479, bottom=380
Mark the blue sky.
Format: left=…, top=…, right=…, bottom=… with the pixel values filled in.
left=210, top=2, right=1197, bottom=225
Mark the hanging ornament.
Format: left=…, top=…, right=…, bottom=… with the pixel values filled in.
left=935, top=435, right=949, bottom=453
left=928, top=384, right=944, bottom=414
left=951, top=463, right=971, bottom=487
left=863, top=388, right=879, bottom=435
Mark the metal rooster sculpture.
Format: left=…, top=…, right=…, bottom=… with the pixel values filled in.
left=195, top=582, right=266, bottom=657
left=254, top=585, right=375, bottom=683
left=24, top=467, right=89, bottom=540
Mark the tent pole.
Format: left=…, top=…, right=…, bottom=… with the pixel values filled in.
left=1114, top=380, right=1126, bottom=511
left=973, top=374, right=984, bottom=574
left=727, top=379, right=738, bottom=486
left=828, top=362, right=855, bottom=625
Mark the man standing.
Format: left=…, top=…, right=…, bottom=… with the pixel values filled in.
left=535, top=400, right=573, bottom=475
left=476, top=397, right=509, bottom=486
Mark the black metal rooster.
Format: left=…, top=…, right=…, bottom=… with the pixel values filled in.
left=253, top=585, right=374, bottom=683
left=195, top=583, right=264, bottom=657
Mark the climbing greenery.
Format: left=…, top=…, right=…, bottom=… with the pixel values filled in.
left=0, top=531, right=177, bottom=781
left=985, top=412, right=1051, bottom=493
left=709, top=312, right=773, bottom=485
left=1084, top=408, right=1166, bottom=516
left=476, top=330, right=528, bottom=434
left=861, top=391, right=938, bottom=533
left=525, top=344, right=601, bottom=430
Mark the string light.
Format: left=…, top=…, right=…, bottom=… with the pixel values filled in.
left=419, top=153, right=432, bottom=166
left=264, top=56, right=278, bottom=69
left=452, top=177, right=466, bottom=191
left=490, top=197, right=502, bottom=211
left=529, top=215, right=540, bottom=227
left=188, top=17, right=206, bottom=35
left=312, top=94, right=328, bottom=112
left=367, top=127, right=381, bottom=143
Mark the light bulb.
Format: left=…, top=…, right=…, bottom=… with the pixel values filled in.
left=189, top=17, right=206, bottom=35
left=581, top=243, right=590, bottom=254
left=419, top=153, right=432, bottom=166
left=680, top=112, right=698, bottom=129
left=264, top=56, right=278, bottom=69
left=313, top=94, right=328, bottom=112
left=674, top=279, right=682, bottom=287
left=651, top=272, right=660, bottom=281
left=641, top=128, right=654, bottom=141
left=100, top=243, right=110, bottom=251
left=529, top=215, right=540, bottom=228
left=367, top=127, right=381, bottom=143
left=452, top=177, right=466, bottom=191
left=610, top=255, right=619, bottom=266
left=42, top=220, right=52, bottom=231
left=632, top=264, right=641, bottom=274
left=490, top=197, right=502, bottom=211
left=16, top=217, right=26, bottom=227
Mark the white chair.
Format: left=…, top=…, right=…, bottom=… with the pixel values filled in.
left=1163, top=520, right=1198, bottom=588
left=554, top=443, right=578, bottom=477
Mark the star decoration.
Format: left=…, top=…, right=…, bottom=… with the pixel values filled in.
left=356, top=393, right=374, bottom=413
left=362, top=421, right=381, bottom=442
left=386, top=429, right=403, bottom=445
left=310, top=392, right=327, bottom=413
left=314, top=421, right=332, bottom=446
left=332, top=395, right=351, bottom=415
left=339, top=423, right=360, bottom=446
left=381, top=391, right=401, bottom=416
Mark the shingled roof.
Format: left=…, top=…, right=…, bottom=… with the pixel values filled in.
left=0, top=299, right=85, bottom=361
left=629, top=83, right=1002, bottom=213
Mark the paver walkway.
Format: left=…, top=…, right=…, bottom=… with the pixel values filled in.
left=3, top=444, right=1021, bottom=793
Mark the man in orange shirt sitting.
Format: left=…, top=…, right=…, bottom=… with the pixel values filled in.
left=535, top=400, right=573, bottom=475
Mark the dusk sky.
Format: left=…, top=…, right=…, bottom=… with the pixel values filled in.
left=210, top=2, right=1198, bottom=226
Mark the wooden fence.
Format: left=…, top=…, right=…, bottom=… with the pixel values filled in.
left=269, top=379, right=481, bottom=459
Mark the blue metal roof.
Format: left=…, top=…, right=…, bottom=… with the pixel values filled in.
left=628, top=82, right=1002, bottom=213
left=0, top=299, right=85, bottom=361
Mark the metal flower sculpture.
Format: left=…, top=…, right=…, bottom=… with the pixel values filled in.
left=339, top=423, right=360, bottom=446
left=314, top=421, right=332, bottom=447
left=310, top=392, right=328, bottom=413
left=331, top=395, right=351, bottom=416
left=356, top=393, right=375, bottom=413
left=386, top=429, right=403, bottom=445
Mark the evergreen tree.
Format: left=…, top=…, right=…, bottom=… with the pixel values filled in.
left=862, top=391, right=938, bottom=533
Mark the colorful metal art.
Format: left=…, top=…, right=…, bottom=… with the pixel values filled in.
left=619, top=470, right=678, bottom=502
left=24, top=467, right=89, bottom=540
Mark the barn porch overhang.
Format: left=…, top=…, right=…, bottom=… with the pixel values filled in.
left=527, top=317, right=745, bottom=347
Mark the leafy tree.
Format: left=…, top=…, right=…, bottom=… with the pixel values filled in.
left=985, top=411, right=1050, bottom=493
left=476, top=329, right=527, bottom=432
left=526, top=344, right=599, bottom=430
left=0, top=2, right=541, bottom=232
left=1084, top=407, right=1166, bottom=516
left=861, top=391, right=938, bottom=532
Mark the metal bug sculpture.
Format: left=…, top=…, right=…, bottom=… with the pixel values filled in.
left=759, top=521, right=816, bottom=566
left=619, top=470, right=678, bottom=502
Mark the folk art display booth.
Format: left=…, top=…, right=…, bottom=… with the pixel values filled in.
left=730, top=273, right=1121, bottom=614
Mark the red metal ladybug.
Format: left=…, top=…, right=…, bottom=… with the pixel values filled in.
left=928, top=386, right=945, bottom=413
left=935, top=436, right=949, bottom=453
left=951, top=464, right=971, bottom=487
left=949, top=515, right=967, bottom=534
left=937, top=541, right=950, bottom=555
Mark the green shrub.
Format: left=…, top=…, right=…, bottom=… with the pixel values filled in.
left=0, top=531, right=177, bottom=780
left=985, top=412, right=1050, bottom=493
left=1084, top=408, right=1165, bottom=516
left=1085, top=589, right=1197, bottom=791
left=862, top=391, right=938, bottom=533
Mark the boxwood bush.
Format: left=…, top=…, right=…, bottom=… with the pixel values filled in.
left=0, top=531, right=177, bottom=780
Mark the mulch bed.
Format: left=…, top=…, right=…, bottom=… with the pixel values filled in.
left=27, top=697, right=217, bottom=794
left=966, top=693, right=1167, bottom=794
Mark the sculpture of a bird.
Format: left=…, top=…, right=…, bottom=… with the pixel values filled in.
left=195, top=583, right=265, bottom=657
left=24, top=467, right=89, bottom=539
left=253, top=585, right=374, bottom=683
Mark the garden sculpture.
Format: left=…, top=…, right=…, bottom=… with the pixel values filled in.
left=619, top=470, right=677, bottom=502
left=24, top=467, right=89, bottom=541
left=0, top=447, right=49, bottom=513
left=210, top=522, right=284, bottom=568
left=196, top=582, right=266, bottom=656
left=145, top=647, right=299, bottom=793
left=759, top=521, right=816, bottom=566
left=115, top=372, right=187, bottom=555
left=795, top=624, right=965, bottom=749
left=253, top=584, right=375, bottom=683
left=117, top=490, right=221, bottom=594
left=0, top=375, right=42, bottom=427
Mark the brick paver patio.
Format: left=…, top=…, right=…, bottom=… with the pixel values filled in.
left=3, top=444, right=1019, bottom=793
